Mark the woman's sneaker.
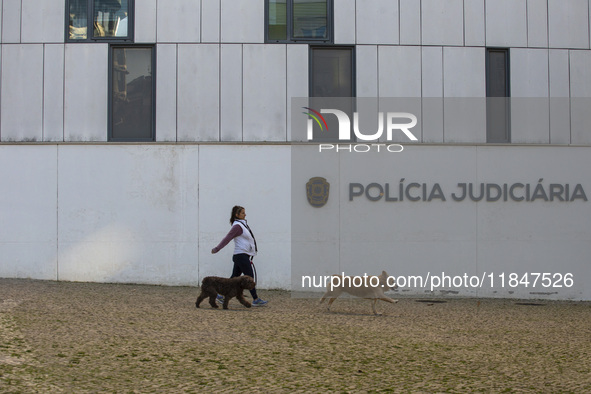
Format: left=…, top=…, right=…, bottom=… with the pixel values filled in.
left=216, top=294, right=224, bottom=304
left=252, top=298, right=268, bottom=306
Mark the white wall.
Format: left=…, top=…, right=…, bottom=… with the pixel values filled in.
left=2, top=2, right=591, bottom=143
left=292, top=144, right=591, bottom=301
left=510, top=49, right=550, bottom=143
left=177, top=44, right=220, bottom=141
left=0, top=146, right=58, bottom=280
left=0, top=144, right=291, bottom=288
left=1, top=44, right=44, bottom=141
left=0, top=144, right=589, bottom=301
left=63, top=44, right=108, bottom=142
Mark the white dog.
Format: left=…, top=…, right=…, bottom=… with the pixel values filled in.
left=319, top=271, right=398, bottom=315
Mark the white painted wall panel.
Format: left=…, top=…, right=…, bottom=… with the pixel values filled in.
left=486, top=0, right=527, bottom=47
left=443, top=47, right=486, bottom=143
left=400, top=0, right=420, bottom=45
left=422, top=46, right=444, bottom=143
left=422, top=0, right=463, bottom=46
left=21, top=0, right=64, bottom=43
left=198, top=145, right=291, bottom=288
left=293, top=144, right=591, bottom=300
left=0, top=146, right=57, bottom=279
left=1, top=44, right=43, bottom=141
left=569, top=50, right=591, bottom=96
left=202, top=0, right=220, bottom=43
left=549, top=50, right=570, bottom=144
left=549, top=50, right=571, bottom=98
left=356, top=0, right=399, bottom=45
left=2, top=0, right=20, bottom=43
left=177, top=44, right=219, bottom=141
left=422, top=47, right=443, bottom=97
left=155, top=44, right=178, bottom=142
left=356, top=46, right=379, bottom=144
left=286, top=44, right=308, bottom=141
left=378, top=46, right=422, bottom=142
left=43, top=44, right=64, bottom=141
left=157, top=0, right=200, bottom=43
left=569, top=50, right=591, bottom=144
left=0, top=1, right=3, bottom=43
left=476, top=146, right=591, bottom=300
left=134, top=0, right=157, bottom=43
left=333, top=0, right=355, bottom=44
left=510, top=49, right=549, bottom=143
left=356, top=45, right=377, bottom=97
left=379, top=46, right=421, bottom=97
left=464, top=0, right=485, bottom=46
left=220, top=44, right=243, bottom=141
left=243, top=44, right=286, bottom=141
left=64, top=44, right=108, bottom=141
left=548, top=0, right=589, bottom=49
left=527, top=0, right=548, bottom=48
left=221, top=0, right=264, bottom=43
left=57, top=145, right=200, bottom=285
left=443, top=47, right=485, bottom=97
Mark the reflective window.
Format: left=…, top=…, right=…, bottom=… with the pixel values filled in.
left=268, top=0, right=287, bottom=40
left=68, top=0, right=88, bottom=39
left=293, top=0, right=328, bottom=40
left=266, top=0, right=332, bottom=43
left=486, top=48, right=511, bottom=143
left=67, top=0, right=133, bottom=42
left=110, top=47, right=154, bottom=141
left=310, top=47, right=353, bottom=97
left=309, top=47, right=355, bottom=142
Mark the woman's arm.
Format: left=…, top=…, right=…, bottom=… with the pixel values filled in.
left=211, top=225, right=243, bottom=253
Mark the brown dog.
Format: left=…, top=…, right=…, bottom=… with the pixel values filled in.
left=319, top=271, right=398, bottom=315
left=196, top=275, right=256, bottom=309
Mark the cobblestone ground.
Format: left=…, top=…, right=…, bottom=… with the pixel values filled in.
left=1, top=279, right=590, bottom=393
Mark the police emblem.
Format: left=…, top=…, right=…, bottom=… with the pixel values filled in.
left=306, top=177, right=330, bottom=207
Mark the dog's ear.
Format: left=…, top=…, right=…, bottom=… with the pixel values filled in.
left=381, top=271, right=388, bottom=277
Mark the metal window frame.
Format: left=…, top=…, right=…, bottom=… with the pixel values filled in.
left=65, top=0, right=135, bottom=43
left=486, top=47, right=511, bottom=143
left=107, top=44, right=156, bottom=142
left=265, top=0, right=333, bottom=44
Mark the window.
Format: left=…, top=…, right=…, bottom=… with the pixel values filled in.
left=486, top=48, right=510, bottom=143
left=310, top=47, right=354, bottom=97
left=67, top=0, right=134, bottom=42
left=266, top=0, right=332, bottom=43
left=309, top=47, right=355, bottom=141
left=109, top=46, right=155, bottom=141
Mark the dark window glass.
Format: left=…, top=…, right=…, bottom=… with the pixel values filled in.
left=266, top=0, right=331, bottom=43
left=486, top=48, right=510, bottom=143
left=309, top=47, right=355, bottom=142
left=67, top=0, right=133, bottom=42
left=310, top=47, right=353, bottom=97
left=110, top=47, right=154, bottom=141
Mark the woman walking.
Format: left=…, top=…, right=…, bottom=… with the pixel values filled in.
left=211, top=206, right=268, bottom=306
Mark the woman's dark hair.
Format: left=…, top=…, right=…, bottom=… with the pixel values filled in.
left=230, top=205, right=244, bottom=224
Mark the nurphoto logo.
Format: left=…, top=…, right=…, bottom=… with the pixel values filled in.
left=303, top=107, right=418, bottom=153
